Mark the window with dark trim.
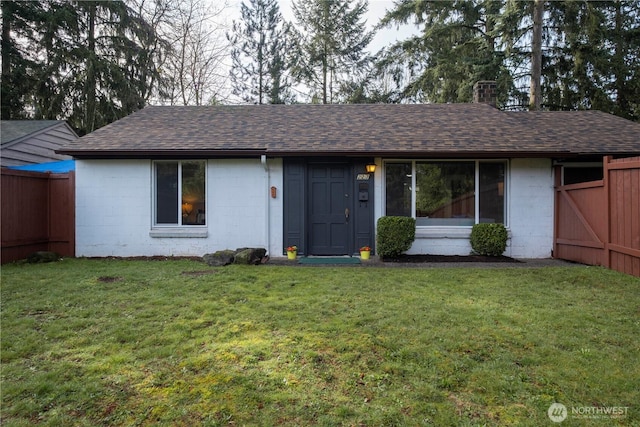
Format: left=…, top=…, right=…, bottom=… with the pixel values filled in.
left=154, top=161, right=206, bottom=226
left=385, top=160, right=506, bottom=226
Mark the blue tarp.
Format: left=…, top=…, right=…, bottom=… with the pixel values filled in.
left=8, top=160, right=75, bottom=173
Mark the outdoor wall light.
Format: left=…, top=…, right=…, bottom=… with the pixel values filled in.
left=365, top=164, right=376, bottom=173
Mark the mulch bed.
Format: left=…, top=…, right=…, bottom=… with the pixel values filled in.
left=95, top=256, right=204, bottom=262
left=87, top=254, right=522, bottom=266
left=381, top=254, right=521, bottom=263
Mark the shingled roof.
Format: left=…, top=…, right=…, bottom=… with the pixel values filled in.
left=2, top=120, right=78, bottom=167
left=57, top=104, right=640, bottom=158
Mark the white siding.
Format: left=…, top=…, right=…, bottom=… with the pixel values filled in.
left=75, top=158, right=283, bottom=257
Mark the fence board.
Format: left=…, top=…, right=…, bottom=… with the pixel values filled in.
left=1, top=169, right=75, bottom=263
left=554, top=156, right=640, bottom=277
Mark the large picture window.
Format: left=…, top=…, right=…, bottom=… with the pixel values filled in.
left=385, top=160, right=506, bottom=226
left=154, top=161, right=206, bottom=226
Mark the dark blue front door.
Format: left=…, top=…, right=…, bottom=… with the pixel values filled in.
left=308, top=164, right=351, bottom=255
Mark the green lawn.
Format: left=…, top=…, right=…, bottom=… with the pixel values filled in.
left=1, top=259, right=638, bottom=426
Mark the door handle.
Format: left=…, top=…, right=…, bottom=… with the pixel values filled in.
left=345, top=208, right=350, bottom=221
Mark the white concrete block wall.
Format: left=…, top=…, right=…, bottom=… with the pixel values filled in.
left=407, top=229, right=474, bottom=256
left=268, top=159, right=285, bottom=256
left=75, top=158, right=283, bottom=257
left=77, top=157, right=553, bottom=259
left=507, top=158, right=554, bottom=258
left=76, top=160, right=151, bottom=256
left=207, top=159, right=267, bottom=251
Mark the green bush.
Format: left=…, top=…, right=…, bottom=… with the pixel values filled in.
left=470, top=223, right=508, bottom=256
left=376, top=216, right=416, bottom=257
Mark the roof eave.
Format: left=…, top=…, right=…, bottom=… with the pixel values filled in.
left=266, top=149, right=577, bottom=158
left=56, top=149, right=267, bottom=159
left=58, top=148, right=637, bottom=160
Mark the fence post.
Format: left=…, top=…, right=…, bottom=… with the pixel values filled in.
left=69, top=171, right=76, bottom=257
left=603, top=156, right=611, bottom=268
left=552, top=165, right=562, bottom=258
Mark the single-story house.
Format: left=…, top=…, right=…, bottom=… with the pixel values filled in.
left=1, top=120, right=78, bottom=167
left=57, top=84, right=640, bottom=259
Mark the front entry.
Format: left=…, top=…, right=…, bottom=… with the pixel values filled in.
left=283, top=158, right=374, bottom=257
left=308, top=163, right=352, bottom=255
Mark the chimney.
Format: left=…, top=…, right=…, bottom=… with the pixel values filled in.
left=473, top=81, right=497, bottom=107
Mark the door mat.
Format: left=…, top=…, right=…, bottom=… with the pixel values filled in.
left=298, top=257, right=361, bottom=265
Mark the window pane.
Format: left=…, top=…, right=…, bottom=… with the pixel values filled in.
left=385, top=162, right=412, bottom=217
left=156, top=162, right=178, bottom=224
left=416, top=162, right=475, bottom=226
left=479, top=162, right=505, bottom=224
left=563, top=166, right=602, bottom=185
left=181, top=161, right=206, bottom=225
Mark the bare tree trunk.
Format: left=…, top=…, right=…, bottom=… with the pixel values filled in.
left=165, top=0, right=229, bottom=106
left=613, top=1, right=627, bottom=114
left=1, top=1, right=12, bottom=120
left=529, top=0, right=544, bottom=111
left=85, top=2, right=97, bottom=133
left=322, top=47, right=328, bottom=104
left=322, top=1, right=328, bottom=104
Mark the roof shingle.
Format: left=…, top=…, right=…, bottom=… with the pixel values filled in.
left=57, top=104, right=640, bottom=158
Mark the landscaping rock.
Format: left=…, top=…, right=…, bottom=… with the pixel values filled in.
left=234, top=248, right=267, bottom=265
left=203, top=250, right=236, bottom=266
left=203, top=248, right=269, bottom=266
left=26, top=251, right=60, bottom=263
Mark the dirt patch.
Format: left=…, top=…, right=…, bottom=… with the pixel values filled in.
left=380, top=254, right=521, bottom=263
left=97, top=276, right=124, bottom=283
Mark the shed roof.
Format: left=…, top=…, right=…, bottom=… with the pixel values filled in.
left=57, top=104, right=640, bottom=159
left=1, top=120, right=67, bottom=145
left=1, top=120, right=79, bottom=167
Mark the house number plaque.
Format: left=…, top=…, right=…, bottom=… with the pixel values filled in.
left=356, top=173, right=370, bottom=180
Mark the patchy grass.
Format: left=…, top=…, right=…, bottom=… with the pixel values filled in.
left=1, top=259, right=638, bottom=426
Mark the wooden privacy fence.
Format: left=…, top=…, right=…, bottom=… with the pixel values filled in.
left=1, top=169, right=75, bottom=263
left=554, top=156, right=640, bottom=277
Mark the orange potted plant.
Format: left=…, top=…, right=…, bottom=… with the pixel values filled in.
left=286, top=245, right=297, bottom=260
left=359, top=246, right=371, bottom=260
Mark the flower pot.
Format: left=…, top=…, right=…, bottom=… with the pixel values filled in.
left=360, top=250, right=370, bottom=260
left=287, top=250, right=297, bottom=260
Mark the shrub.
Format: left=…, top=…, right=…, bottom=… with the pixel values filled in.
left=377, top=216, right=416, bottom=258
left=470, top=223, right=508, bottom=256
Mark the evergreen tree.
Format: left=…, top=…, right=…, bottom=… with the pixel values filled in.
left=52, top=1, right=167, bottom=134
left=379, top=0, right=513, bottom=105
left=1, top=0, right=168, bottom=134
left=379, top=0, right=639, bottom=119
left=1, top=1, right=45, bottom=120
left=228, top=0, right=294, bottom=104
left=544, top=1, right=640, bottom=120
left=292, top=0, right=374, bottom=104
